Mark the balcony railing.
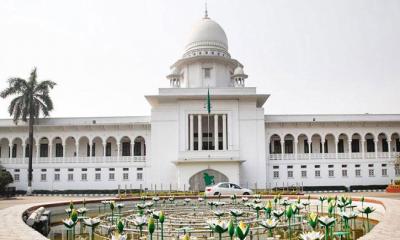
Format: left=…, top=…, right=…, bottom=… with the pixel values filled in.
left=0, top=155, right=146, bottom=165
left=268, top=152, right=400, bottom=160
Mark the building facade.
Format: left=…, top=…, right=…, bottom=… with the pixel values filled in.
left=1, top=14, right=399, bottom=192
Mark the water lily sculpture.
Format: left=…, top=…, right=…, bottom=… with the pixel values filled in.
left=213, top=210, right=225, bottom=218
left=77, top=207, right=87, bottom=215
left=318, top=196, right=327, bottom=214
left=235, top=221, right=250, bottom=240
left=318, top=216, right=336, bottom=240
left=272, top=209, right=285, bottom=220
left=229, top=209, right=243, bottom=223
left=299, top=231, right=324, bottom=240
left=132, top=215, right=147, bottom=236
left=145, top=201, right=154, bottom=208
left=252, top=203, right=264, bottom=219
left=83, top=218, right=101, bottom=240
left=116, top=203, right=124, bottom=215
left=241, top=197, right=249, bottom=203
left=152, top=196, right=160, bottom=206
left=340, top=211, right=358, bottom=233
left=63, top=218, right=77, bottom=240
left=184, top=198, right=191, bottom=205
left=260, top=218, right=279, bottom=237
left=207, top=219, right=228, bottom=240
left=359, top=206, right=375, bottom=232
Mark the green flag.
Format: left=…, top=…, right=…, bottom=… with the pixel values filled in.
left=206, top=88, right=211, bottom=114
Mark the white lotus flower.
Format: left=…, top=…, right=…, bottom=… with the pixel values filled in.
left=198, top=197, right=204, bottom=202
left=77, top=207, right=87, bottom=214
left=214, top=201, right=226, bottom=206
left=63, top=218, right=75, bottom=228
left=229, top=209, right=244, bottom=217
left=132, top=215, right=147, bottom=226
left=340, top=211, right=358, bottom=220
left=213, top=210, right=225, bottom=217
left=242, top=197, right=249, bottom=202
left=83, top=218, right=101, bottom=227
left=152, top=196, right=160, bottom=201
left=260, top=218, right=279, bottom=229
left=116, top=203, right=124, bottom=209
left=184, top=198, right=191, bottom=203
left=207, top=219, right=229, bottom=233
left=145, top=201, right=154, bottom=207
left=318, top=216, right=336, bottom=227
left=300, top=231, right=324, bottom=240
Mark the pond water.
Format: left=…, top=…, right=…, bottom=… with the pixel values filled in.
left=44, top=198, right=377, bottom=240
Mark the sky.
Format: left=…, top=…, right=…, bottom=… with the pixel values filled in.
left=0, top=0, right=399, bottom=118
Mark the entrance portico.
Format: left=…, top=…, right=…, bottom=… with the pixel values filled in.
left=173, top=158, right=243, bottom=191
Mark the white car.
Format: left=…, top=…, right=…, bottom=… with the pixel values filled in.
left=205, top=182, right=253, bottom=196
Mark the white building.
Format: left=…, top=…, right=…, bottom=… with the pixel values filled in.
left=1, top=13, right=399, bottom=192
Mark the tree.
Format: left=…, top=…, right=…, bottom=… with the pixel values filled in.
left=0, top=68, right=56, bottom=195
left=0, top=166, right=13, bottom=194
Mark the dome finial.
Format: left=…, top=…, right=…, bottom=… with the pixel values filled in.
left=204, top=0, right=209, bottom=19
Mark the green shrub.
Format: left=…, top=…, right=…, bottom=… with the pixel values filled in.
left=0, top=167, right=13, bottom=192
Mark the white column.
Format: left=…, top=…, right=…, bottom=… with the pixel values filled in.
left=308, top=141, right=312, bottom=160
left=36, top=144, right=40, bottom=159
left=190, top=114, right=194, bottom=150
left=361, top=140, right=365, bottom=159
left=130, top=143, right=134, bottom=156
left=388, top=140, right=392, bottom=158
left=348, top=141, right=352, bottom=159
left=62, top=142, right=66, bottom=158
left=294, top=141, right=298, bottom=160
left=321, top=140, right=325, bottom=159
left=22, top=144, right=26, bottom=159
left=48, top=144, right=52, bottom=159
left=374, top=140, right=378, bottom=159
left=280, top=140, right=284, bottom=160
left=198, top=115, right=202, bottom=150
left=76, top=143, right=79, bottom=158
left=117, top=143, right=120, bottom=159
left=335, top=140, right=338, bottom=159
left=214, top=115, right=218, bottom=150
left=222, top=114, right=227, bottom=150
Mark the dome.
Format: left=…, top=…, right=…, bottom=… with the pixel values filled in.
left=233, top=66, right=244, bottom=75
left=184, top=17, right=229, bottom=53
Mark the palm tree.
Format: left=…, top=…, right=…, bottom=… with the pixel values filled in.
left=1, top=68, right=56, bottom=195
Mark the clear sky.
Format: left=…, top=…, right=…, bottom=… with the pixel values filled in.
left=0, top=0, right=399, bottom=118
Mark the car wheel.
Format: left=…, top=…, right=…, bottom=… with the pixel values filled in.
left=214, top=192, right=220, bottom=196
left=243, top=192, right=250, bottom=195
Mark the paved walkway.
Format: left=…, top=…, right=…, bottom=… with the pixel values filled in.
left=0, top=193, right=400, bottom=239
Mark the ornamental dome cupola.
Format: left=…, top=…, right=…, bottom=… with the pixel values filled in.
left=183, top=12, right=230, bottom=59
left=167, top=8, right=245, bottom=88
left=232, top=66, right=248, bottom=87
left=166, top=67, right=181, bottom=88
